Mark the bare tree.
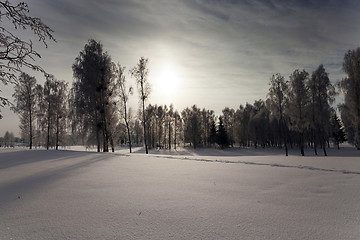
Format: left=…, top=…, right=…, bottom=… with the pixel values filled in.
left=11, top=73, right=37, bottom=149
left=116, top=63, right=133, bottom=153
left=338, top=48, right=360, bottom=149
left=267, top=73, right=289, bottom=156
left=308, top=65, right=335, bottom=156
left=130, top=57, right=151, bottom=154
left=0, top=1, right=55, bottom=117
left=288, top=69, right=309, bottom=156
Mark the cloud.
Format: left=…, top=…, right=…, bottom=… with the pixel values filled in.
left=21, top=0, right=360, bottom=113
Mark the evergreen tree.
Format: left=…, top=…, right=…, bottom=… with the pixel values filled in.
left=209, top=120, right=217, bottom=145
left=217, top=117, right=229, bottom=148
left=330, top=112, right=347, bottom=149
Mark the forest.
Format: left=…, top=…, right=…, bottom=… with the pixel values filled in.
left=7, top=39, right=360, bottom=156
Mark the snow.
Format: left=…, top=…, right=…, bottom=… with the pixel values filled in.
left=0, top=146, right=360, bottom=239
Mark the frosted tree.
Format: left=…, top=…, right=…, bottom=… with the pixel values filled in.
left=72, top=39, right=113, bottom=152
left=330, top=111, right=346, bottom=149
left=308, top=65, right=335, bottom=156
left=3, top=131, right=14, bottom=147
left=267, top=73, right=289, bottom=156
left=0, top=1, right=55, bottom=117
left=11, top=73, right=37, bottom=149
left=130, top=57, right=151, bottom=154
left=182, top=106, right=201, bottom=148
left=173, top=110, right=182, bottom=150
left=116, top=63, right=133, bottom=153
left=338, top=48, right=360, bottom=149
left=288, top=69, right=309, bottom=156
left=52, top=78, right=68, bottom=150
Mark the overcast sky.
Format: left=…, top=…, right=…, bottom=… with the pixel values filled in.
left=2, top=0, right=360, bottom=136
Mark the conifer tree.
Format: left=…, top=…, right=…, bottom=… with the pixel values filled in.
left=217, top=117, right=229, bottom=148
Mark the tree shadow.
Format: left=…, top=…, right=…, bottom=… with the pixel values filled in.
left=0, top=149, right=103, bottom=170
left=0, top=150, right=111, bottom=207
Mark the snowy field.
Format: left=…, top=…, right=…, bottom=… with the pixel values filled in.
left=0, top=146, right=360, bottom=239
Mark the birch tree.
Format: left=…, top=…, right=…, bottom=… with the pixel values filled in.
left=130, top=57, right=151, bottom=154
left=116, top=63, right=133, bottom=153
left=12, top=73, right=37, bottom=149
left=288, top=69, right=309, bottom=156
left=267, top=73, right=289, bottom=156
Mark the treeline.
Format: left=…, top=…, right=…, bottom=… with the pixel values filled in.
left=0, top=131, right=25, bottom=147
left=11, top=40, right=360, bottom=155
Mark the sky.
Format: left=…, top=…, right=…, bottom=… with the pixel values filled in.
left=1, top=0, right=360, bottom=136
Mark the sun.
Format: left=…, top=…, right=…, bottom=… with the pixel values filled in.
left=154, top=62, right=180, bottom=102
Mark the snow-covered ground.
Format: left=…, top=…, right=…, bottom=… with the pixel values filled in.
left=0, top=146, right=360, bottom=239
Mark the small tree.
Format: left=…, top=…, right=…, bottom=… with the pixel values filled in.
left=130, top=57, right=151, bottom=154
left=330, top=112, right=347, bottom=149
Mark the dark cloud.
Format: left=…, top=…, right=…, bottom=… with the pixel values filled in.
left=18, top=0, right=360, bottom=110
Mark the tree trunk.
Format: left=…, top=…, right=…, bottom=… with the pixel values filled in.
left=55, top=115, right=59, bottom=150
left=142, top=98, right=148, bottom=154
left=174, top=117, right=177, bottom=150
left=168, top=120, right=171, bottom=150
left=323, top=139, right=327, bottom=156
left=300, top=132, right=304, bottom=156
left=29, top=108, right=33, bottom=150
left=46, top=102, right=51, bottom=150
left=125, top=119, right=132, bottom=153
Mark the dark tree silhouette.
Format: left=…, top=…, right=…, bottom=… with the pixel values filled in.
left=308, top=65, right=335, bottom=156
left=288, top=69, right=309, bottom=156
left=72, top=39, right=114, bottom=152
left=216, top=117, right=229, bottom=148
left=209, top=120, right=217, bottom=145
left=267, top=73, right=289, bottom=156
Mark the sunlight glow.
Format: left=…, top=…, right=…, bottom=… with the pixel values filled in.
left=154, top=62, right=180, bottom=103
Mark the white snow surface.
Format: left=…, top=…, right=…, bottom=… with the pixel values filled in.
left=1, top=146, right=360, bottom=239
